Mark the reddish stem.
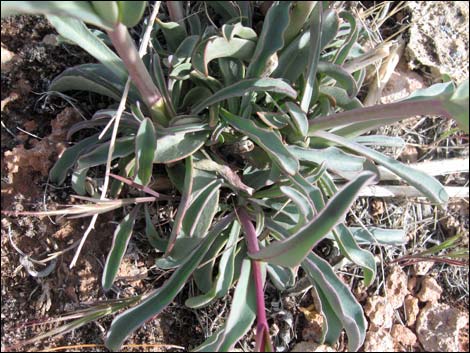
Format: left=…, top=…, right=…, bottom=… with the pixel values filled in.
left=166, top=1, right=186, bottom=30
left=237, top=207, right=273, bottom=352
left=107, top=23, right=162, bottom=108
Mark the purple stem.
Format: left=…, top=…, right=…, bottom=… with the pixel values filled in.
left=166, top=1, right=186, bottom=31
left=107, top=23, right=162, bottom=108
left=237, top=207, right=273, bottom=352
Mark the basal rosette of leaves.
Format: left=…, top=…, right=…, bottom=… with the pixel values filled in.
left=1, top=1, right=468, bottom=352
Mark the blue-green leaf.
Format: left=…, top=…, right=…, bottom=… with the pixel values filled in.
left=192, top=36, right=255, bottom=76
left=300, top=3, right=322, bottom=111
left=47, top=16, right=127, bottom=81
left=284, top=101, right=309, bottom=137
left=317, top=61, right=358, bottom=98
left=186, top=221, right=240, bottom=308
left=283, top=1, right=317, bottom=46
left=250, top=171, right=376, bottom=267
left=117, top=1, right=146, bottom=28
left=102, top=205, right=139, bottom=290
left=303, top=252, right=366, bottom=351
left=134, top=118, right=156, bottom=186
left=246, top=1, right=291, bottom=78
left=155, top=18, right=187, bottom=52
left=221, top=108, right=299, bottom=175
left=105, top=214, right=235, bottom=350
left=312, top=130, right=449, bottom=204
left=153, top=131, right=208, bottom=163
left=182, top=180, right=221, bottom=237
left=49, top=134, right=101, bottom=185
left=192, top=78, right=297, bottom=114
left=288, top=146, right=366, bottom=180
left=1, top=1, right=115, bottom=30
left=77, top=136, right=135, bottom=171
left=193, top=259, right=262, bottom=351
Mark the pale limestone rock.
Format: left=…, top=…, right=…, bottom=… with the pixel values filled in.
left=416, top=302, right=468, bottom=352
left=364, top=296, right=394, bottom=330
left=362, top=328, right=395, bottom=352
left=404, top=295, right=420, bottom=327
left=391, top=324, right=417, bottom=348
left=406, top=1, right=469, bottom=84
left=385, top=265, right=408, bottom=309
left=412, top=261, right=434, bottom=276
left=380, top=62, right=426, bottom=104
left=416, top=276, right=442, bottom=303
left=291, top=342, right=336, bottom=352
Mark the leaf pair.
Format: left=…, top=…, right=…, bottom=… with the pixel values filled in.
left=2, top=1, right=146, bottom=29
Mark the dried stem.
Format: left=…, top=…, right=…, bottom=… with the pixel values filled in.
left=389, top=256, right=468, bottom=267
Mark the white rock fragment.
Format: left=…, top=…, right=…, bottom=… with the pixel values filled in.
left=391, top=323, right=417, bottom=348
left=404, top=295, right=420, bottom=327
left=380, top=63, right=426, bottom=104
left=290, top=342, right=336, bottom=352
left=416, top=302, right=468, bottom=352
left=412, top=261, right=434, bottom=276
left=416, top=276, right=442, bottom=303
left=364, top=296, right=394, bottom=330
left=385, top=265, right=408, bottom=309
left=1, top=43, right=16, bottom=73
left=362, top=328, right=395, bottom=352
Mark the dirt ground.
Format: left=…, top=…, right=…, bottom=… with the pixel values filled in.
left=1, top=3, right=469, bottom=352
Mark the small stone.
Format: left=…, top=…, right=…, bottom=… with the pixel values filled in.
left=23, top=120, right=38, bottom=132
left=364, top=296, right=394, bottom=330
left=42, top=33, right=58, bottom=46
left=404, top=295, right=420, bottom=327
left=362, top=328, right=395, bottom=352
left=399, top=145, right=419, bottom=164
left=416, top=302, right=468, bottom=352
left=391, top=324, right=417, bottom=348
left=1, top=43, right=16, bottom=72
left=380, top=63, right=426, bottom=104
left=416, top=276, right=442, bottom=303
left=353, top=282, right=368, bottom=302
left=299, top=304, right=324, bottom=342
left=385, top=265, right=408, bottom=309
left=412, top=261, right=434, bottom=276
left=291, top=342, right=336, bottom=352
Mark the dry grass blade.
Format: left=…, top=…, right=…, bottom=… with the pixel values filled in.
left=390, top=256, right=468, bottom=267
left=41, top=343, right=185, bottom=352
left=2, top=197, right=157, bottom=218
left=109, top=172, right=174, bottom=199
left=70, top=2, right=161, bottom=268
